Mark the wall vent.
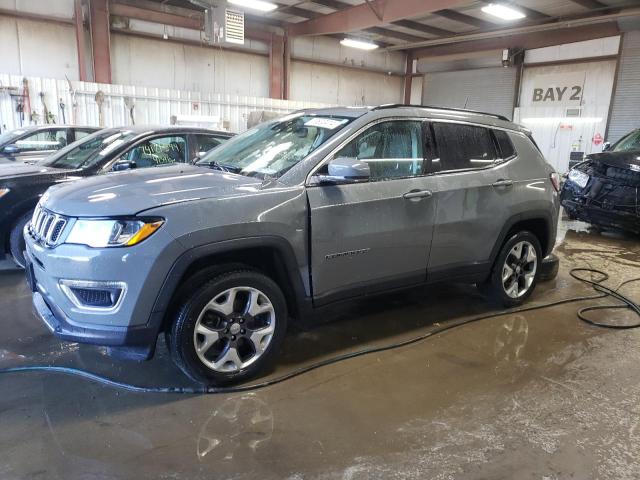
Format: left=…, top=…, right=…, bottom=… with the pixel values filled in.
left=225, top=8, right=245, bottom=45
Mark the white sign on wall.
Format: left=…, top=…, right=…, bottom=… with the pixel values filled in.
left=527, top=72, right=586, bottom=106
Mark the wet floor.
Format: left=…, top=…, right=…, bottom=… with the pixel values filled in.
left=1, top=219, right=639, bottom=479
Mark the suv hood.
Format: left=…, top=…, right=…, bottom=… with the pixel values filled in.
left=43, top=164, right=264, bottom=217
left=586, top=151, right=640, bottom=171
left=0, top=162, right=72, bottom=180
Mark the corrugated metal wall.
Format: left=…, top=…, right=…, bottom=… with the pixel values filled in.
left=422, top=67, right=517, bottom=120
left=607, top=31, right=640, bottom=143
left=0, top=74, right=330, bottom=135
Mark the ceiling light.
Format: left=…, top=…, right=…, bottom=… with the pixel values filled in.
left=340, top=38, right=379, bottom=51
left=481, top=3, right=526, bottom=20
left=227, top=0, right=277, bottom=12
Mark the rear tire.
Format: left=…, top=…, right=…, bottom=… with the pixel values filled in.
left=481, top=231, right=542, bottom=308
left=167, top=268, right=287, bottom=385
left=9, top=211, right=32, bottom=269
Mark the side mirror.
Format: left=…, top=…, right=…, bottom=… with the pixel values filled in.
left=112, top=160, right=136, bottom=172
left=2, top=144, right=20, bottom=155
left=602, top=142, right=611, bottom=152
left=316, top=157, right=370, bottom=185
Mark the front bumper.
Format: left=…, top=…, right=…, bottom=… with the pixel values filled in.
left=561, top=197, right=640, bottom=235
left=24, top=221, right=184, bottom=359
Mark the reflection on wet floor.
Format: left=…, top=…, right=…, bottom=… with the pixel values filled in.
left=1, top=218, right=639, bottom=479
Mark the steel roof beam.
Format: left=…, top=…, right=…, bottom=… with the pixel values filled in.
left=287, top=0, right=470, bottom=36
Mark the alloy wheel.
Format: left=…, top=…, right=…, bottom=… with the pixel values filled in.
left=501, top=240, right=538, bottom=299
left=193, top=286, right=276, bottom=373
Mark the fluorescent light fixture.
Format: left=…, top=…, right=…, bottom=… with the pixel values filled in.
left=481, top=3, right=526, bottom=20
left=340, top=38, right=379, bottom=51
left=228, top=0, right=277, bottom=12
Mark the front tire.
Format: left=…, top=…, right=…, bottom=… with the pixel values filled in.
left=482, top=231, right=542, bottom=308
left=168, top=269, right=288, bottom=385
left=9, top=211, right=32, bottom=269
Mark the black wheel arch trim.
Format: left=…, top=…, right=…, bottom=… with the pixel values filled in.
left=150, top=236, right=311, bottom=327
left=488, top=210, right=555, bottom=267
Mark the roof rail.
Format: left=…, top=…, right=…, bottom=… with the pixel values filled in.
left=372, top=104, right=511, bottom=122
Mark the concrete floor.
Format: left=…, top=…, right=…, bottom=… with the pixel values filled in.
left=1, top=219, right=639, bottom=480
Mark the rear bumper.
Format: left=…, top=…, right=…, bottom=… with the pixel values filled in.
left=540, top=253, right=559, bottom=281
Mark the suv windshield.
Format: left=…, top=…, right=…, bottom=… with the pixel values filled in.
left=45, top=130, right=138, bottom=169
left=196, top=114, right=352, bottom=179
left=612, top=130, right=640, bottom=152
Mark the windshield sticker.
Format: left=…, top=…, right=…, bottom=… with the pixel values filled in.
left=304, top=118, right=347, bottom=130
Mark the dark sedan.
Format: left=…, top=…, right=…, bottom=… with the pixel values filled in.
left=561, top=128, right=640, bottom=235
left=0, top=125, right=100, bottom=164
left=0, top=126, right=234, bottom=267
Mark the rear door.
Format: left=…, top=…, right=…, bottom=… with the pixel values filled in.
left=307, top=119, right=439, bottom=304
left=427, top=122, right=515, bottom=280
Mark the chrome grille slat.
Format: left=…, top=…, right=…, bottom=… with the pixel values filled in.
left=28, top=205, right=68, bottom=248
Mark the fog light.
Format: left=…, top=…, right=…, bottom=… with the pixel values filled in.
left=59, top=280, right=127, bottom=312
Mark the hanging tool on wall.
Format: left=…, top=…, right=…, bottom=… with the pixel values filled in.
left=124, top=96, right=135, bottom=125
left=22, top=78, right=31, bottom=124
left=59, top=98, right=66, bottom=124
left=95, top=90, right=105, bottom=127
left=65, top=75, right=78, bottom=125
left=39, top=92, right=55, bottom=124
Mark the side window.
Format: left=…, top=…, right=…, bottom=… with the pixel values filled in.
left=194, top=135, right=223, bottom=156
left=73, top=129, right=95, bottom=142
left=335, top=121, right=424, bottom=181
left=120, top=135, right=187, bottom=169
left=16, top=129, right=67, bottom=152
left=431, top=123, right=497, bottom=172
left=494, top=130, right=516, bottom=160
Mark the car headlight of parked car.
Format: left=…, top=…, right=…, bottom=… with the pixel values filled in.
left=567, top=169, right=590, bottom=189
left=65, top=218, right=164, bottom=248
left=0, top=187, right=10, bottom=199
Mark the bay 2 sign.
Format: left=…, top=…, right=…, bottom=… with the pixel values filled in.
left=528, top=72, right=586, bottom=106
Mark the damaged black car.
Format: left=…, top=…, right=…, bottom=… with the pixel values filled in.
left=561, top=128, right=640, bottom=235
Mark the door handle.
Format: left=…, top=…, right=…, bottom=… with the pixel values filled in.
left=492, top=179, right=514, bottom=188
left=403, top=189, right=433, bottom=200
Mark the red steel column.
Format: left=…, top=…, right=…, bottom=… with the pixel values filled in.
left=269, top=34, right=285, bottom=100
left=89, top=0, right=112, bottom=84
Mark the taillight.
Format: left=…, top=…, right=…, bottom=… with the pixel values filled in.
left=550, top=172, right=561, bottom=192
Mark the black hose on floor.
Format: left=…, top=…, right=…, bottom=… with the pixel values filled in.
left=0, top=267, right=638, bottom=394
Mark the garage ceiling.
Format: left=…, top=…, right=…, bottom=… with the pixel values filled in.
left=119, top=0, right=639, bottom=52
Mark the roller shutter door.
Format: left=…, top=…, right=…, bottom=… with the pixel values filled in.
left=422, top=67, right=517, bottom=120
left=607, top=31, right=640, bottom=143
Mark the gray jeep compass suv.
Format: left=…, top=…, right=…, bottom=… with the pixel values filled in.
left=24, top=106, right=560, bottom=385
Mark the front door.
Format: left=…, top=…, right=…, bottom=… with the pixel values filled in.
left=307, top=119, right=438, bottom=304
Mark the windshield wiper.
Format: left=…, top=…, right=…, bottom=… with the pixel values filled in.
left=199, top=161, right=243, bottom=173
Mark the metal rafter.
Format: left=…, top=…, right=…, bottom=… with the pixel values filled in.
left=433, top=9, right=497, bottom=29
left=287, top=0, right=470, bottom=37
left=568, top=0, right=608, bottom=9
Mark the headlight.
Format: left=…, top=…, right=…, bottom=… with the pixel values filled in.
left=0, top=188, right=10, bottom=199
left=65, top=218, right=164, bottom=248
left=568, top=169, right=589, bottom=189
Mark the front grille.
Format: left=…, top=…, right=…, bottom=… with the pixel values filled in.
left=29, top=204, right=68, bottom=247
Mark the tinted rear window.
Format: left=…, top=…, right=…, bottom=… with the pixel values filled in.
left=432, top=123, right=497, bottom=171
left=494, top=130, right=516, bottom=159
